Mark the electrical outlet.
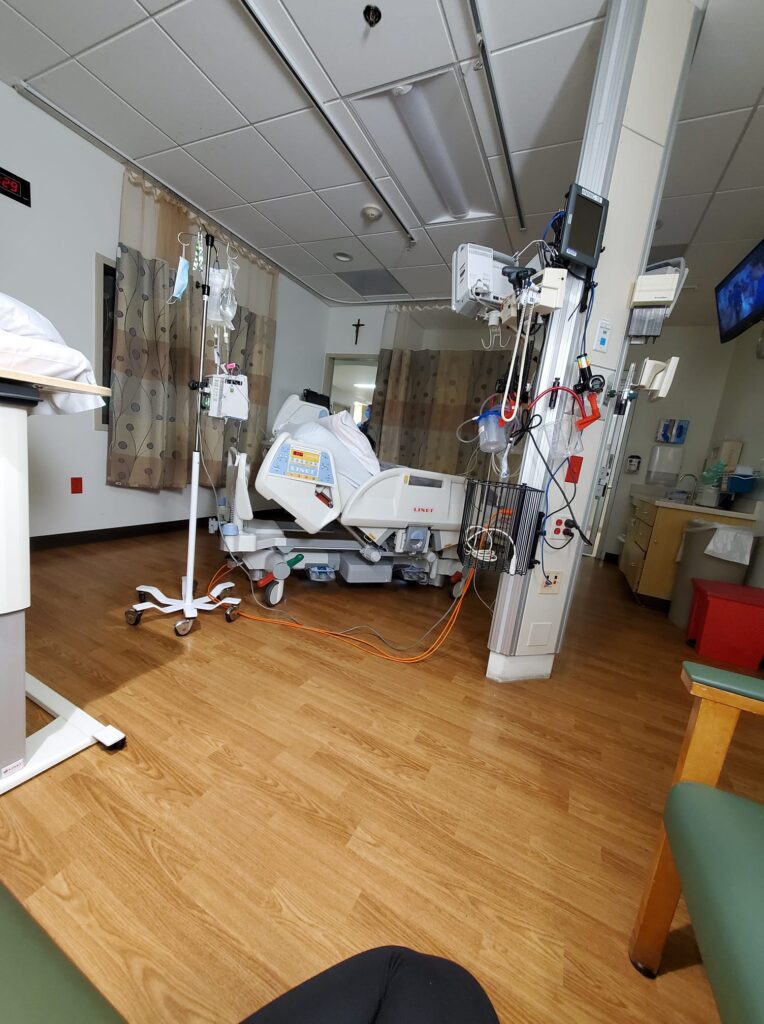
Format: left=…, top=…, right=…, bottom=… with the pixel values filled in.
left=539, top=571, right=562, bottom=594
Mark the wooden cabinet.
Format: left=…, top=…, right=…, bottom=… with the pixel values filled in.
left=620, top=502, right=753, bottom=600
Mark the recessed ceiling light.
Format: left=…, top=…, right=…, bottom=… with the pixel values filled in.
left=334, top=251, right=353, bottom=262
left=355, top=382, right=375, bottom=389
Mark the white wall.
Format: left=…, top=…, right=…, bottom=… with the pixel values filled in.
left=0, top=83, right=337, bottom=536
left=0, top=83, right=213, bottom=537
left=325, top=304, right=387, bottom=357
left=267, top=275, right=330, bottom=429
left=421, top=325, right=487, bottom=350
left=708, top=322, right=764, bottom=507
left=602, top=325, right=734, bottom=553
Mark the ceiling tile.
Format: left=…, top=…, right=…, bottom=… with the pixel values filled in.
left=426, top=218, right=511, bottom=262
left=209, top=205, right=292, bottom=248
left=460, top=59, right=501, bottom=159
left=481, top=0, right=605, bottom=51
left=302, top=236, right=381, bottom=271
left=440, top=0, right=478, bottom=60
left=317, top=182, right=398, bottom=235
left=282, top=0, right=454, bottom=95
left=361, top=228, right=443, bottom=268
left=139, top=148, right=243, bottom=211
left=487, top=156, right=516, bottom=218
left=186, top=128, right=308, bottom=204
left=490, top=20, right=602, bottom=152
left=158, top=0, right=308, bottom=124
left=508, top=140, right=581, bottom=217
left=81, top=21, right=245, bottom=144
left=323, top=99, right=386, bottom=178
left=653, top=193, right=710, bottom=247
left=374, top=177, right=420, bottom=230
left=244, top=0, right=338, bottom=104
left=683, top=238, right=761, bottom=287
left=664, top=109, right=751, bottom=198
left=389, top=265, right=450, bottom=299
left=693, top=187, right=764, bottom=244
left=301, top=274, right=364, bottom=302
left=254, top=192, right=350, bottom=242
left=32, top=62, right=173, bottom=158
left=0, top=1, right=66, bottom=84
left=504, top=211, right=561, bottom=259
left=719, top=107, right=764, bottom=192
left=5, top=0, right=144, bottom=55
left=137, top=0, right=175, bottom=11
left=257, top=108, right=362, bottom=190
left=680, top=0, right=764, bottom=119
left=260, top=244, right=327, bottom=276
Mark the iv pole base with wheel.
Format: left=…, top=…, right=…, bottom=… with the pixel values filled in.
left=124, top=231, right=240, bottom=637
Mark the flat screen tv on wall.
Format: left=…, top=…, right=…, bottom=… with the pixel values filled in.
left=715, top=237, right=764, bottom=342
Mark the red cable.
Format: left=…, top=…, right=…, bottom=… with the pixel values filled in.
left=528, top=386, right=586, bottom=417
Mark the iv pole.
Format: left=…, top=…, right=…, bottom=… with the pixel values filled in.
left=125, top=232, right=241, bottom=636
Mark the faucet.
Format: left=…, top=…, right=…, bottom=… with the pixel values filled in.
left=677, top=473, right=698, bottom=503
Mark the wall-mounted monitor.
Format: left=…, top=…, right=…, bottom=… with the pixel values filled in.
left=715, top=237, right=764, bottom=343
left=559, top=183, right=609, bottom=269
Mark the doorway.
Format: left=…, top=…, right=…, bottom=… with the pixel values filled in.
left=324, top=355, right=378, bottom=425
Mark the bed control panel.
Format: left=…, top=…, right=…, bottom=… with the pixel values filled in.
left=257, top=435, right=340, bottom=534
left=269, top=441, right=335, bottom=485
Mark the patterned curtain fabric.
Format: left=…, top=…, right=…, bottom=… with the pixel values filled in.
left=107, top=172, right=277, bottom=492
left=369, top=346, right=509, bottom=474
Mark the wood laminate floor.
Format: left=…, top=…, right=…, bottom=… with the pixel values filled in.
left=5, top=532, right=763, bottom=1022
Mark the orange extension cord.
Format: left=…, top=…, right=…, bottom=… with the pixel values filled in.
left=206, top=563, right=475, bottom=664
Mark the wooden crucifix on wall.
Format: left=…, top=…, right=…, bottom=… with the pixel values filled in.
left=352, top=318, right=365, bottom=346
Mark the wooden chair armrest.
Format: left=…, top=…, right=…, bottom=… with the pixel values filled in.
left=682, top=661, right=764, bottom=717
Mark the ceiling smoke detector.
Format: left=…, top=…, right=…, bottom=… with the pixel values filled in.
left=333, top=251, right=353, bottom=262
left=361, top=204, right=384, bottom=223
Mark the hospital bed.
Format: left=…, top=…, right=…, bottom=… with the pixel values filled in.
left=217, top=396, right=466, bottom=605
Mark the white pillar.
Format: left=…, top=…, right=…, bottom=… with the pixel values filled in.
left=487, top=0, right=704, bottom=682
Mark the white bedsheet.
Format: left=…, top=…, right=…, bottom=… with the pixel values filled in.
left=0, top=328, right=104, bottom=415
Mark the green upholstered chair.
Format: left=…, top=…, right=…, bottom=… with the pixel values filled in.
left=0, top=883, right=125, bottom=1023
left=630, top=662, right=764, bottom=1024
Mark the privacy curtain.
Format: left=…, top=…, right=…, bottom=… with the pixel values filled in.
left=368, top=307, right=508, bottom=475
left=107, top=171, right=278, bottom=491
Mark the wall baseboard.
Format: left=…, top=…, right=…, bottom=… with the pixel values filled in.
left=31, top=509, right=280, bottom=550
left=31, top=518, right=205, bottom=550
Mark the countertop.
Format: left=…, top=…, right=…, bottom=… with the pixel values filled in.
left=651, top=498, right=758, bottom=521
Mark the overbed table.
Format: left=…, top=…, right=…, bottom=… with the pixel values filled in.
left=0, top=369, right=125, bottom=795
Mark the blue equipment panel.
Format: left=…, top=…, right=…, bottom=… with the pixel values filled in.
left=269, top=442, right=334, bottom=484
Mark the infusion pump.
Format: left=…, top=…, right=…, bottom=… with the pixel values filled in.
left=451, top=243, right=513, bottom=319
left=452, top=243, right=567, bottom=323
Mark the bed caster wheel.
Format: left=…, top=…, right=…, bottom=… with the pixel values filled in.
left=174, top=618, right=194, bottom=637
left=263, top=581, right=283, bottom=607
left=125, top=608, right=142, bottom=626
left=136, top=590, right=147, bottom=603
left=225, top=606, right=239, bottom=623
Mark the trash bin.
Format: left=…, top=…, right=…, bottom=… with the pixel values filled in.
left=669, top=521, right=749, bottom=630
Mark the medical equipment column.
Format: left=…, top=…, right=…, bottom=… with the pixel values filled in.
left=0, top=378, right=126, bottom=796
left=485, top=0, right=702, bottom=682
left=126, top=231, right=241, bottom=635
